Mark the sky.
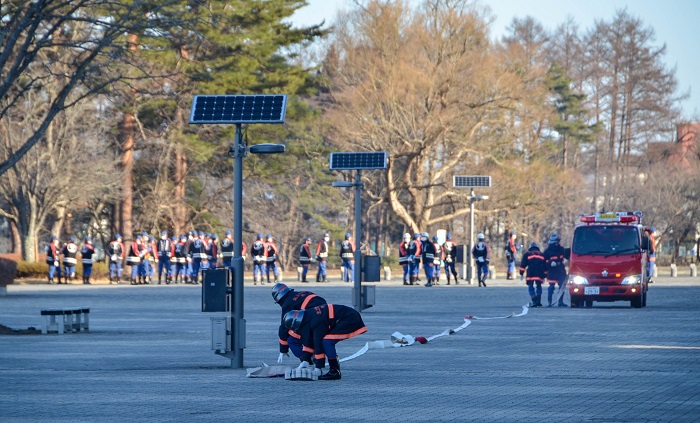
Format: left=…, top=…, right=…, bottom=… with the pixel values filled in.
left=291, top=0, right=700, bottom=120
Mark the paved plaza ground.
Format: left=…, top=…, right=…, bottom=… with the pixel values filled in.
left=1, top=274, right=699, bottom=422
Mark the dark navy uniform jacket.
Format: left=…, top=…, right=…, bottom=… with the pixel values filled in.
left=278, top=290, right=326, bottom=353
left=297, top=304, right=367, bottom=369
left=519, top=247, right=546, bottom=282
left=543, top=243, right=570, bottom=282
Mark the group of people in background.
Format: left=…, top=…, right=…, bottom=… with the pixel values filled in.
left=45, top=235, right=96, bottom=285
left=398, top=232, right=459, bottom=287
left=297, top=232, right=356, bottom=284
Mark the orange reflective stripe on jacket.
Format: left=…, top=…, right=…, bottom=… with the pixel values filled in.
left=300, top=294, right=317, bottom=310
left=314, top=353, right=326, bottom=360
left=323, top=326, right=368, bottom=340
left=279, top=339, right=289, bottom=346
left=288, top=330, right=301, bottom=339
left=328, top=304, right=335, bottom=319
left=302, top=346, right=314, bottom=353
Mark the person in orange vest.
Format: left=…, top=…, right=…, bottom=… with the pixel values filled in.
left=265, top=234, right=280, bottom=283
left=46, top=235, right=62, bottom=284
left=398, top=233, right=411, bottom=285
left=505, top=231, right=518, bottom=280
left=339, top=233, right=356, bottom=283
left=315, top=232, right=330, bottom=282
left=647, top=227, right=657, bottom=283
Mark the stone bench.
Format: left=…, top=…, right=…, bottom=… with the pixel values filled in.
left=41, top=308, right=90, bottom=334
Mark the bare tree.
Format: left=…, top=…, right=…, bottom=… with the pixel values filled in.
left=0, top=0, right=184, bottom=177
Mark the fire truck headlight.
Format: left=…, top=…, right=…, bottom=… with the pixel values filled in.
left=569, top=275, right=589, bottom=285
left=621, top=274, right=642, bottom=285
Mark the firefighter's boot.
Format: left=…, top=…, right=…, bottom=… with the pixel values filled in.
left=319, top=358, right=341, bottom=380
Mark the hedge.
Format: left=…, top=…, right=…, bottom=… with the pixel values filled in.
left=16, top=261, right=111, bottom=279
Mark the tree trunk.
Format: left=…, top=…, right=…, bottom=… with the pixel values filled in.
left=119, top=33, right=138, bottom=241
left=10, top=220, right=21, bottom=255
left=174, top=142, right=187, bottom=234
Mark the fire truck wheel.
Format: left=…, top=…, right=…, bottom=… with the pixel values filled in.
left=630, top=297, right=642, bottom=308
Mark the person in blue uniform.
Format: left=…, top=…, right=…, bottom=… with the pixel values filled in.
left=284, top=303, right=367, bottom=380
left=80, top=237, right=96, bottom=285
left=298, top=238, right=312, bottom=282
left=251, top=233, right=267, bottom=285
left=421, top=232, right=436, bottom=287
left=272, top=283, right=327, bottom=365
left=442, top=233, right=459, bottom=285
left=157, top=231, right=172, bottom=284
left=62, top=237, right=79, bottom=284
left=315, top=233, right=330, bottom=283
left=472, top=233, right=490, bottom=287
left=339, top=233, right=355, bottom=283
left=543, top=233, right=570, bottom=307
left=406, top=233, right=422, bottom=285
left=519, top=242, right=546, bottom=307
left=398, top=233, right=411, bottom=285
left=46, top=235, right=62, bottom=284
left=107, top=234, right=125, bottom=284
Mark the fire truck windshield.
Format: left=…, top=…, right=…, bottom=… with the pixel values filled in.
left=572, top=225, right=641, bottom=256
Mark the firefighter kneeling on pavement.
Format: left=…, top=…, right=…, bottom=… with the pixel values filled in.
left=272, top=283, right=327, bottom=365
left=283, top=304, right=367, bottom=380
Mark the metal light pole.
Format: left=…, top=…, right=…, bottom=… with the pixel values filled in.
left=230, top=124, right=246, bottom=369
left=467, top=190, right=489, bottom=285
left=469, top=189, right=475, bottom=285
left=353, top=170, right=363, bottom=312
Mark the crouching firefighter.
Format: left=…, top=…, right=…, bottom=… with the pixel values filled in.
left=272, top=283, right=327, bottom=366
left=519, top=242, right=545, bottom=307
left=284, top=304, right=368, bottom=380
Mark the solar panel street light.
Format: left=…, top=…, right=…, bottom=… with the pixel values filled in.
left=189, top=94, right=287, bottom=369
left=331, top=151, right=388, bottom=311
left=454, top=175, right=492, bottom=285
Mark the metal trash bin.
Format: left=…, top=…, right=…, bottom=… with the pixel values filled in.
left=363, top=255, right=381, bottom=282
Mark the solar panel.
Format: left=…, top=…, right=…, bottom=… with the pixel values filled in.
left=330, top=152, right=388, bottom=170
left=189, top=94, right=287, bottom=124
left=453, top=175, right=492, bottom=188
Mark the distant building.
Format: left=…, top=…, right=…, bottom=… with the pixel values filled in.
left=647, top=123, right=699, bottom=168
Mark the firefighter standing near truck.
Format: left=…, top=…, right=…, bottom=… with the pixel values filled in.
left=519, top=242, right=546, bottom=307
left=646, top=227, right=657, bottom=283
left=543, top=233, right=570, bottom=307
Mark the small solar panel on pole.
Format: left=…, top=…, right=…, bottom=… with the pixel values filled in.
left=453, top=175, right=492, bottom=285
left=330, top=152, right=388, bottom=311
left=190, top=94, right=287, bottom=369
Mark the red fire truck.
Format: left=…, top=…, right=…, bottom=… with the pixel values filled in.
left=567, top=211, right=650, bottom=308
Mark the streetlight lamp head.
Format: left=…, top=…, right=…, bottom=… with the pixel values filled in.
left=249, top=143, right=286, bottom=154
left=332, top=181, right=354, bottom=188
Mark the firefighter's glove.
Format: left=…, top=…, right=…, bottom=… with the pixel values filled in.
left=519, top=274, right=524, bottom=281
left=54, top=261, right=59, bottom=267
left=277, top=352, right=289, bottom=364
left=477, top=257, right=484, bottom=263
left=551, top=261, right=557, bottom=267
left=296, top=361, right=310, bottom=370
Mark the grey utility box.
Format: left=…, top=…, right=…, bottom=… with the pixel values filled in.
left=352, top=285, right=376, bottom=311
left=210, top=316, right=231, bottom=351
left=363, top=255, right=381, bottom=282
left=202, top=268, right=230, bottom=312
